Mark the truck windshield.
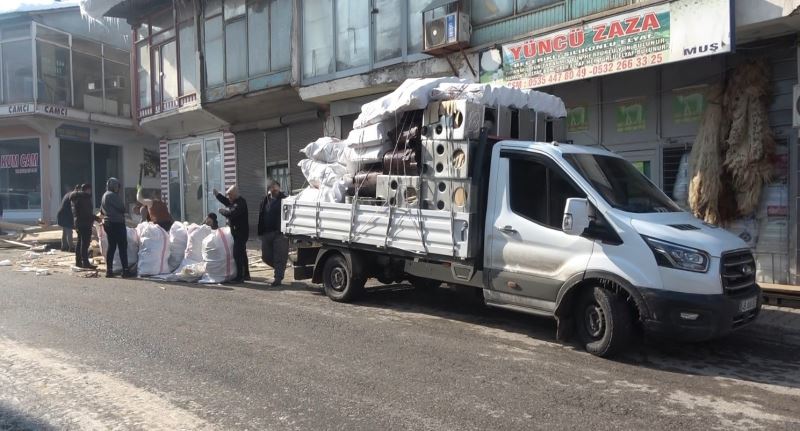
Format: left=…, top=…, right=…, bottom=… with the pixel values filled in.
left=565, top=154, right=681, bottom=213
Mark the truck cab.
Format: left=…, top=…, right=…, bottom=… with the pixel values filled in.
left=481, top=140, right=760, bottom=356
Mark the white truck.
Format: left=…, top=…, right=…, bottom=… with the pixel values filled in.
left=281, top=84, right=761, bottom=357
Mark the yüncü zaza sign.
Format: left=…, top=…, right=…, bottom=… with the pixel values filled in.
left=479, top=0, right=732, bottom=89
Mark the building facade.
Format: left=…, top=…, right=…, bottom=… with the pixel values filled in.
left=93, top=0, right=800, bottom=284
left=0, top=6, right=159, bottom=224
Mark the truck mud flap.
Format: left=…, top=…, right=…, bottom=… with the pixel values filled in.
left=293, top=265, right=315, bottom=280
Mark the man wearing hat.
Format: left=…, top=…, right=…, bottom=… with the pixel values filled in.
left=214, top=185, right=250, bottom=283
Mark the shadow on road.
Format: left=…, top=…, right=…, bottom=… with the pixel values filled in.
left=353, top=283, right=800, bottom=392
left=0, top=402, right=55, bottom=431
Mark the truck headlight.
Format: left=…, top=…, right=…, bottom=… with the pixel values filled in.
left=643, top=236, right=709, bottom=273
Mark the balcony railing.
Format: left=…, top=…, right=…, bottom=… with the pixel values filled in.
left=137, top=92, right=198, bottom=119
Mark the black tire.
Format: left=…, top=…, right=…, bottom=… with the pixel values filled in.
left=408, top=276, right=441, bottom=290
left=322, top=254, right=365, bottom=302
left=574, top=286, right=632, bottom=358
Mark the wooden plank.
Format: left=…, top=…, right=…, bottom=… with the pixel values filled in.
left=761, top=282, right=800, bottom=295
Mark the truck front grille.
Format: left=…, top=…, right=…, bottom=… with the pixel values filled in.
left=720, top=250, right=756, bottom=295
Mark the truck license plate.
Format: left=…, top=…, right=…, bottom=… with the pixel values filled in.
left=739, top=296, right=758, bottom=313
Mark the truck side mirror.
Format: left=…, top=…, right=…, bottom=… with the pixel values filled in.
left=562, top=198, right=590, bottom=236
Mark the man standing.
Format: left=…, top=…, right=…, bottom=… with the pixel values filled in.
left=258, top=181, right=288, bottom=286
left=214, top=185, right=250, bottom=283
left=69, top=184, right=96, bottom=269
left=101, top=178, right=131, bottom=278
left=57, top=185, right=77, bottom=251
left=136, top=184, right=174, bottom=232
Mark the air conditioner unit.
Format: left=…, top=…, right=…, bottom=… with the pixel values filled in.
left=423, top=11, right=471, bottom=55
left=793, top=84, right=800, bottom=128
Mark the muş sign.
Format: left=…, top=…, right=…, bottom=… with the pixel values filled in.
left=479, top=0, right=732, bottom=89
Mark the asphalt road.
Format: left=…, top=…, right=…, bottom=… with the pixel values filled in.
left=1, top=251, right=800, bottom=430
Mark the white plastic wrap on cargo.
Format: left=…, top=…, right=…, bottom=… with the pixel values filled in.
left=282, top=196, right=474, bottom=259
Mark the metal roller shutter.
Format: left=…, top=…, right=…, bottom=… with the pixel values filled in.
left=235, top=130, right=266, bottom=233
left=288, top=120, right=324, bottom=193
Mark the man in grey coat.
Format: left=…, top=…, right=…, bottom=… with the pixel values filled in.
left=101, top=177, right=131, bottom=278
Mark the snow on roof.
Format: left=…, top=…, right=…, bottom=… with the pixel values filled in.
left=0, top=1, right=79, bottom=15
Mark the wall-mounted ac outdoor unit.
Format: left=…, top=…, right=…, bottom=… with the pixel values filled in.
left=423, top=1, right=471, bottom=55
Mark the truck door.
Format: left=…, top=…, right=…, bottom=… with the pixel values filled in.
left=486, top=150, right=595, bottom=309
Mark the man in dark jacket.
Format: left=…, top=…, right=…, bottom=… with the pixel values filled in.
left=101, top=177, right=131, bottom=278
left=69, top=184, right=96, bottom=269
left=214, top=185, right=249, bottom=283
left=258, top=181, right=288, bottom=286
left=57, top=185, right=77, bottom=251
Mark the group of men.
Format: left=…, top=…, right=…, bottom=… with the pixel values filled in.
left=56, top=178, right=289, bottom=285
left=212, top=180, right=287, bottom=286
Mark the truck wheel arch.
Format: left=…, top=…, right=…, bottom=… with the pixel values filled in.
left=312, top=247, right=367, bottom=284
left=554, top=271, right=650, bottom=340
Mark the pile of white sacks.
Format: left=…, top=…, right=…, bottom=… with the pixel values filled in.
left=95, top=222, right=238, bottom=284
left=295, top=77, right=566, bottom=202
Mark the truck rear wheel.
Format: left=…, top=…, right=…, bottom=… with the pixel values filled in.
left=322, top=254, right=365, bottom=302
left=574, top=286, right=632, bottom=358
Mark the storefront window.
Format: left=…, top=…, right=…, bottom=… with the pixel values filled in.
left=204, top=16, right=224, bottom=86
left=408, top=1, right=430, bottom=54
left=0, top=139, right=40, bottom=210
left=93, top=144, right=121, bottom=205
left=161, top=40, right=179, bottom=101
left=168, top=157, right=181, bottom=219
left=37, top=41, right=72, bottom=105
left=1, top=40, right=34, bottom=103
left=374, top=0, right=402, bottom=62
left=104, top=59, right=131, bottom=117
left=179, top=22, right=197, bottom=95
left=137, top=41, right=151, bottom=108
left=517, top=0, right=560, bottom=13
left=303, top=0, right=333, bottom=79
left=270, top=0, right=292, bottom=71
left=59, top=139, right=92, bottom=206
left=248, top=0, right=269, bottom=76
left=335, top=0, right=369, bottom=70
left=471, top=0, right=514, bottom=25
left=73, top=50, right=103, bottom=113
left=225, top=19, right=247, bottom=82
left=205, top=138, right=224, bottom=225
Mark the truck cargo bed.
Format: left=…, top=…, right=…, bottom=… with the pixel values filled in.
left=282, top=197, right=476, bottom=259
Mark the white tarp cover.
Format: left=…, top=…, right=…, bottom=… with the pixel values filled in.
left=136, top=223, right=171, bottom=276
left=200, top=227, right=237, bottom=284
left=96, top=224, right=139, bottom=273
left=353, top=77, right=567, bottom=129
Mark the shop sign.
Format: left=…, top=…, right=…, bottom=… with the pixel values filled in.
left=0, top=103, right=35, bottom=116
left=40, top=104, right=69, bottom=117
left=479, top=0, right=732, bottom=89
left=567, top=105, right=588, bottom=132
left=0, top=152, right=39, bottom=174
left=56, top=125, right=91, bottom=141
left=615, top=99, right=647, bottom=132
left=672, top=87, right=706, bottom=124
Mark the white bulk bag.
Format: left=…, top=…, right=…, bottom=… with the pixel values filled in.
left=345, top=122, right=389, bottom=149
left=137, top=223, right=171, bottom=276
left=184, top=224, right=213, bottom=264
left=301, top=136, right=347, bottom=163
left=298, top=158, right=347, bottom=188
left=200, top=227, right=237, bottom=284
left=96, top=223, right=139, bottom=273
left=168, top=222, right=188, bottom=272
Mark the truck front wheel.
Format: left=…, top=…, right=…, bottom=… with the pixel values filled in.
left=574, top=286, right=632, bottom=357
left=322, top=254, right=365, bottom=302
